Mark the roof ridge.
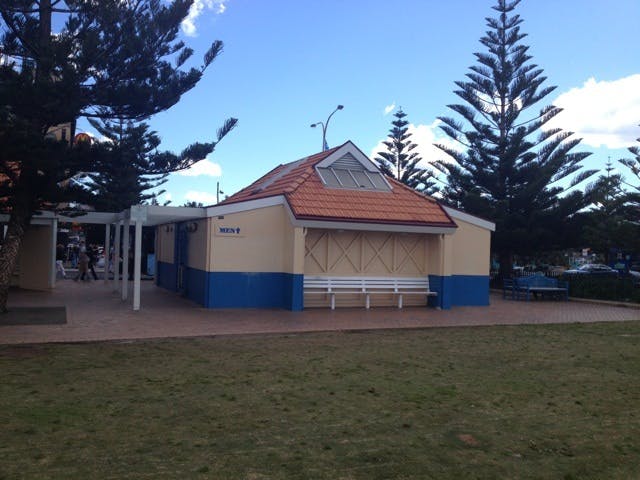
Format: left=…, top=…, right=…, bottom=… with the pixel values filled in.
left=242, top=163, right=285, bottom=190
left=280, top=144, right=345, bottom=195
left=385, top=176, right=440, bottom=203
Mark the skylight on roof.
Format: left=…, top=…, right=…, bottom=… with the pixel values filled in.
left=315, top=145, right=392, bottom=192
left=317, top=165, right=391, bottom=191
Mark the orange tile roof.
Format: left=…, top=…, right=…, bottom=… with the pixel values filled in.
left=220, top=142, right=456, bottom=228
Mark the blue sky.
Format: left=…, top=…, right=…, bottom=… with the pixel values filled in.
left=85, top=0, right=640, bottom=206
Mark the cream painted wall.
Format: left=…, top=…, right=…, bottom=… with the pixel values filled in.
left=291, top=227, right=306, bottom=275
left=450, top=219, right=491, bottom=276
left=186, top=220, right=207, bottom=271
left=208, top=205, right=291, bottom=273
left=19, top=225, right=54, bottom=290
left=156, top=224, right=175, bottom=264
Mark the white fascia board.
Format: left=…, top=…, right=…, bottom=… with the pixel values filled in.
left=206, top=196, right=286, bottom=217
left=145, top=205, right=205, bottom=219
left=444, top=206, right=496, bottom=232
left=294, top=218, right=456, bottom=235
left=316, top=141, right=379, bottom=172
left=30, top=217, right=56, bottom=226
left=141, top=205, right=206, bottom=226
left=56, top=212, right=119, bottom=225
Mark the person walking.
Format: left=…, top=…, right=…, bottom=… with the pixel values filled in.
left=74, top=241, right=89, bottom=281
left=55, top=243, right=67, bottom=279
left=87, top=244, right=99, bottom=280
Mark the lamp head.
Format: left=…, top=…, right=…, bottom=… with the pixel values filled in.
left=337, top=105, right=344, bottom=110
left=310, top=123, right=317, bottom=128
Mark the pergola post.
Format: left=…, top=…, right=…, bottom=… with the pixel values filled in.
left=104, top=224, right=111, bottom=284
left=114, top=221, right=121, bottom=292
left=50, top=218, right=58, bottom=287
left=133, top=219, right=142, bottom=310
left=122, top=219, right=130, bottom=300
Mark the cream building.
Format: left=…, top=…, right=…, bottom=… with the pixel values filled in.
left=155, top=141, right=495, bottom=310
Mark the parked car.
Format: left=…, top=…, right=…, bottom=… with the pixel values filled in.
left=629, top=270, right=640, bottom=286
left=564, top=264, right=618, bottom=275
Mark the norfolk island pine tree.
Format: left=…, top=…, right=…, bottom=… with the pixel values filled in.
left=433, top=0, right=596, bottom=279
left=375, top=108, right=438, bottom=196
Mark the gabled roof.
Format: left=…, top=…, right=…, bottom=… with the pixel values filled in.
left=219, top=141, right=457, bottom=229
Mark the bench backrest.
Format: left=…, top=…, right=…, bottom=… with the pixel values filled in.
left=516, top=276, right=557, bottom=288
left=304, top=276, right=430, bottom=292
left=304, top=277, right=366, bottom=291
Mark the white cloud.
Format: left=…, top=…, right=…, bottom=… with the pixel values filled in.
left=370, top=119, right=460, bottom=174
left=545, top=74, right=640, bottom=149
left=162, top=192, right=172, bottom=203
left=185, top=190, right=217, bottom=205
left=177, top=158, right=222, bottom=177
left=181, top=0, right=229, bottom=36
left=384, top=102, right=396, bottom=116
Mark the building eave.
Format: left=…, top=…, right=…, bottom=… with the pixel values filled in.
left=443, top=206, right=496, bottom=232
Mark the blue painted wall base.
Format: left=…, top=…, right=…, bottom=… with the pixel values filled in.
left=157, top=263, right=487, bottom=311
left=429, top=275, right=490, bottom=309
left=156, top=265, right=303, bottom=310
left=208, top=272, right=303, bottom=310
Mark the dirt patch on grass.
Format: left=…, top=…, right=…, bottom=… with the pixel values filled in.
left=457, top=434, right=481, bottom=447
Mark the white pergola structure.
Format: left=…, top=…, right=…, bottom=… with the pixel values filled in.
left=9, top=205, right=205, bottom=311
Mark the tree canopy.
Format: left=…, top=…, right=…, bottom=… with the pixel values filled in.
left=85, top=117, right=235, bottom=212
left=619, top=124, right=640, bottom=213
left=434, top=0, right=595, bottom=277
left=0, top=0, right=235, bottom=311
left=581, top=161, right=639, bottom=257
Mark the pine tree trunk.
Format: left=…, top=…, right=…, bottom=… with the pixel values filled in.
left=0, top=210, right=30, bottom=313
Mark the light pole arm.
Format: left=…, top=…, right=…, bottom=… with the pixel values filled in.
left=311, top=105, right=343, bottom=151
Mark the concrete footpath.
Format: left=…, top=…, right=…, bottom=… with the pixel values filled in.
left=1, top=280, right=639, bottom=345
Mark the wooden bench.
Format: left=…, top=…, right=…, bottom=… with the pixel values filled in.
left=513, top=275, right=568, bottom=301
left=303, top=276, right=437, bottom=309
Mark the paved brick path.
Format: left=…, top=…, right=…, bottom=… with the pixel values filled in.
left=1, top=280, right=639, bottom=345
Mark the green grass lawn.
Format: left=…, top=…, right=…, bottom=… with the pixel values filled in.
left=2, top=322, right=640, bottom=479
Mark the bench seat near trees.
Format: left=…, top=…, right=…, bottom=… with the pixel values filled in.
left=503, top=275, right=569, bottom=301
left=304, top=276, right=437, bottom=310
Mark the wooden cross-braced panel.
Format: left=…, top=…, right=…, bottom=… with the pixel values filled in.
left=304, top=229, right=429, bottom=276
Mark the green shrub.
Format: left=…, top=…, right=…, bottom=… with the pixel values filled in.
left=563, top=275, right=640, bottom=303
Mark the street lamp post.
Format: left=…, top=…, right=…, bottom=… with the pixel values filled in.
left=311, top=105, right=344, bottom=151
